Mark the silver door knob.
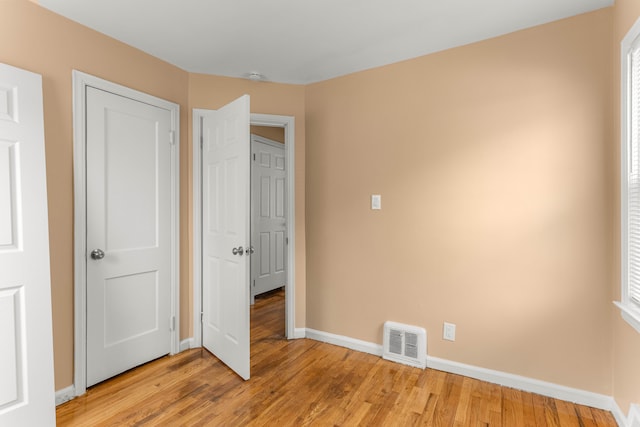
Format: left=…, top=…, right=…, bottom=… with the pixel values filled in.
left=90, top=249, right=105, bottom=260
left=232, top=246, right=244, bottom=256
left=246, top=246, right=255, bottom=255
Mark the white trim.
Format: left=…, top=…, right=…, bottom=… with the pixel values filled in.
left=612, top=402, right=640, bottom=427
left=293, top=328, right=307, bottom=339
left=304, top=328, right=616, bottom=414
left=192, top=110, right=296, bottom=347
left=305, top=329, right=383, bottom=356
left=615, top=301, right=640, bottom=334
left=192, top=110, right=203, bottom=347
left=630, top=404, right=640, bottom=427
left=55, top=385, right=76, bottom=406
left=612, top=401, right=627, bottom=427
left=179, top=338, right=194, bottom=352
left=72, top=70, right=180, bottom=396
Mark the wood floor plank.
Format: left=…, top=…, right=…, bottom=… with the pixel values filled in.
left=56, top=288, right=618, bottom=427
left=520, top=390, right=540, bottom=427
left=466, top=379, right=495, bottom=426
left=592, top=405, right=619, bottom=427
left=502, top=387, right=526, bottom=427
left=555, top=399, right=582, bottom=427
left=452, top=376, right=474, bottom=426
left=532, top=393, right=551, bottom=427
left=431, top=372, right=464, bottom=426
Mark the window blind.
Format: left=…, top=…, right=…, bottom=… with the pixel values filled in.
left=628, top=42, right=640, bottom=307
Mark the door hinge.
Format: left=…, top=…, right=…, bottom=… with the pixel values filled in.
left=286, top=237, right=289, bottom=245
left=169, top=130, right=176, bottom=145
left=253, top=280, right=255, bottom=288
left=200, top=312, right=204, bottom=324
left=200, top=134, right=203, bottom=149
left=253, top=153, right=256, bottom=161
left=170, top=316, right=176, bottom=331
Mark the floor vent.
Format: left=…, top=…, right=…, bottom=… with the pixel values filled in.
left=382, top=321, right=427, bottom=369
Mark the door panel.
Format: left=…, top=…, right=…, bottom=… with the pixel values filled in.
left=0, top=62, right=55, bottom=426
left=251, top=136, right=286, bottom=297
left=86, top=87, right=171, bottom=387
left=201, top=95, right=251, bottom=380
left=104, top=108, right=158, bottom=251
left=104, top=271, right=158, bottom=346
left=0, top=143, right=18, bottom=247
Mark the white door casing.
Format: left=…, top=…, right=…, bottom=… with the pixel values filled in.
left=0, top=62, right=55, bottom=425
left=85, top=87, right=173, bottom=387
left=192, top=112, right=297, bottom=349
left=251, top=135, right=286, bottom=300
left=73, top=71, right=180, bottom=396
left=201, top=95, right=251, bottom=380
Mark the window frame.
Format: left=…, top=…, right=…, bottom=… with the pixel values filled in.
left=619, top=16, right=640, bottom=334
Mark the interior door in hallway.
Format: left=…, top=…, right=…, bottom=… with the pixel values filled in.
left=251, top=135, right=286, bottom=301
left=86, top=87, right=172, bottom=387
left=201, top=95, right=251, bottom=380
left=0, top=62, right=55, bottom=426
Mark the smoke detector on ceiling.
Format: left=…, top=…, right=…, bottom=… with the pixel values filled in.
left=246, top=72, right=266, bottom=82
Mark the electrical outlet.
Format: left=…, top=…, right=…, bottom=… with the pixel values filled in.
left=443, top=322, right=456, bottom=341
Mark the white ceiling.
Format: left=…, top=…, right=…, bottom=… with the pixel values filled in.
left=38, top=0, right=613, bottom=85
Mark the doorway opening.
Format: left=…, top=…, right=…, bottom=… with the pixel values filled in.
left=192, top=111, right=296, bottom=356
left=249, top=129, right=286, bottom=307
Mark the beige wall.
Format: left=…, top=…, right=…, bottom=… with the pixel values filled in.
left=189, top=74, right=306, bottom=329
left=612, top=0, right=640, bottom=415
left=305, top=9, right=614, bottom=394
left=5, top=0, right=639, bottom=410
left=0, top=1, right=190, bottom=390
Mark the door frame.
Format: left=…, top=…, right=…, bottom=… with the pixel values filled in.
left=72, top=71, right=180, bottom=397
left=192, top=110, right=295, bottom=346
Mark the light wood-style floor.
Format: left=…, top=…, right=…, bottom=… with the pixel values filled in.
left=57, top=289, right=616, bottom=426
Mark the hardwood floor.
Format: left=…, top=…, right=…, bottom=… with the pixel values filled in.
left=57, top=289, right=616, bottom=426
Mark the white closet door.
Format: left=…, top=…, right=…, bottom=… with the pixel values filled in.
left=86, top=87, right=172, bottom=386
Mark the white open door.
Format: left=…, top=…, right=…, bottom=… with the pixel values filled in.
left=0, top=63, right=55, bottom=425
left=201, top=95, right=251, bottom=380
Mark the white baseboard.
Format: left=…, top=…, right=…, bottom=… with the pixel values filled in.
left=55, top=385, right=76, bottom=406
left=611, top=402, right=640, bottom=427
left=630, top=404, right=640, bottom=427
left=179, top=338, right=194, bottom=352
left=303, top=328, right=618, bottom=417
left=612, top=401, right=627, bottom=427
left=292, top=327, right=306, bottom=339
left=305, top=328, right=383, bottom=356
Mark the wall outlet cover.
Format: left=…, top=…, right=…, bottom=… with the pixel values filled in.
left=443, top=322, right=456, bottom=341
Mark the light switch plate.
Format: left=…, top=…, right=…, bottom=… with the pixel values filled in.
left=371, top=194, right=381, bottom=210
